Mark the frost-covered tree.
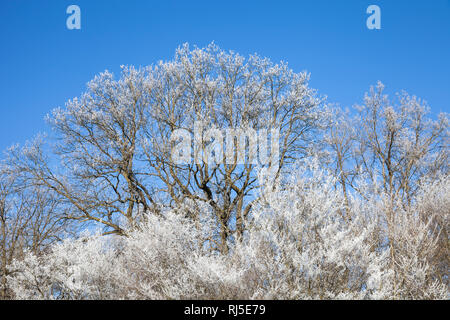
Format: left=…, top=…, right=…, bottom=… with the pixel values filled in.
left=0, top=158, right=72, bottom=299
left=11, top=43, right=327, bottom=253
left=324, top=82, right=449, bottom=293
left=345, top=82, right=447, bottom=205
left=140, top=43, right=327, bottom=252
left=9, top=68, right=156, bottom=237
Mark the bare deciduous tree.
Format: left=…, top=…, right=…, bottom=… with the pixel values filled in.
left=11, top=44, right=326, bottom=254
left=0, top=160, right=71, bottom=299
left=140, top=43, right=325, bottom=252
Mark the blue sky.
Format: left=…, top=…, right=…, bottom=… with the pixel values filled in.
left=1, top=0, right=449, bottom=152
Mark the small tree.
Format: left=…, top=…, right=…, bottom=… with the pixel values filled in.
left=0, top=159, right=71, bottom=299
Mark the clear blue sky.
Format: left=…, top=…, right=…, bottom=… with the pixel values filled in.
left=1, top=0, right=449, bottom=152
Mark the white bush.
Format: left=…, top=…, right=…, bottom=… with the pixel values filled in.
left=7, top=163, right=449, bottom=300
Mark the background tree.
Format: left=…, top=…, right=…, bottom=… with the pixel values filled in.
left=325, top=82, right=449, bottom=292
left=10, top=68, right=157, bottom=237
left=0, top=157, right=72, bottom=299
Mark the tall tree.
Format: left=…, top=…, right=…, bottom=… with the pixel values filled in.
left=12, top=44, right=326, bottom=253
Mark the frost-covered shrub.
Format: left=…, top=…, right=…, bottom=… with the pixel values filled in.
left=232, top=160, right=392, bottom=299
left=7, top=163, right=449, bottom=300
left=116, top=212, right=246, bottom=299
left=7, top=232, right=120, bottom=299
